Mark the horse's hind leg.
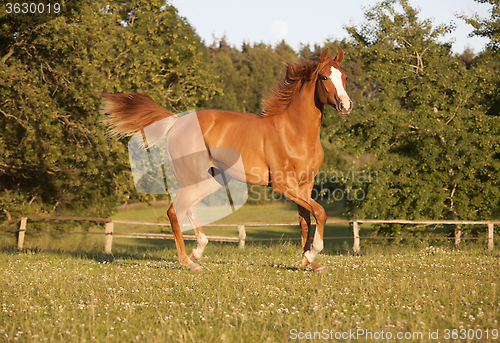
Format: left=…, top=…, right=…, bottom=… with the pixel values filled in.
left=168, top=178, right=222, bottom=270
left=167, top=199, right=203, bottom=271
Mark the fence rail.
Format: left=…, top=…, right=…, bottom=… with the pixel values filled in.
left=14, top=216, right=497, bottom=253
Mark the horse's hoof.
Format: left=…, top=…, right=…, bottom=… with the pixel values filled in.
left=314, top=265, right=329, bottom=274
left=189, top=252, right=198, bottom=263
left=301, top=255, right=310, bottom=269
left=309, top=261, right=328, bottom=273
left=188, top=260, right=203, bottom=271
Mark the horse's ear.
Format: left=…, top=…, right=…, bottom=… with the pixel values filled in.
left=333, top=48, right=344, bottom=64
left=320, top=48, right=329, bottom=63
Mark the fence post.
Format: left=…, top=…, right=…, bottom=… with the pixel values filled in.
left=17, top=217, right=27, bottom=250
left=104, top=221, right=114, bottom=254
left=454, top=226, right=462, bottom=248
left=238, top=225, right=246, bottom=249
left=352, top=221, right=360, bottom=253
left=488, top=223, right=494, bottom=252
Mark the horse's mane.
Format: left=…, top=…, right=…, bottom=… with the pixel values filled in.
left=261, top=59, right=321, bottom=117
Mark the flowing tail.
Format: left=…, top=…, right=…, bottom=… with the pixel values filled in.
left=101, top=92, right=174, bottom=137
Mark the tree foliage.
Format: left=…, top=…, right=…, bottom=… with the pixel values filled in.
left=0, top=1, right=219, bottom=229
left=204, top=38, right=298, bottom=113
left=461, top=0, right=500, bottom=51
left=463, top=0, right=500, bottom=116
left=0, top=0, right=498, bottom=235
left=327, top=0, right=500, bottom=235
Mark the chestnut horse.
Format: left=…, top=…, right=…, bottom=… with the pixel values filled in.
left=103, top=48, right=352, bottom=272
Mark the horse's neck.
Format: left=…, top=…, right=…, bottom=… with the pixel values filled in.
left=278, top=81, right=323, bottom=142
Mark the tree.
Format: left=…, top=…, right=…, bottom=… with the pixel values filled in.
left=325, top=0, right=500, bottom=236
left=461, top=0, right=500, bottom=51
left=206, top=39, right=298, bottom=114
left=0, top=1, right=220, bottom=230
left=204, top=37, right=248, bottom=112
left=104, top=0, right=220, bottom=112
left=461, top=0, right=500, bottom=116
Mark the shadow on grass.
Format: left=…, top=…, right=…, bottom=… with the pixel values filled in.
left=0, top=224, right=370, bottom=269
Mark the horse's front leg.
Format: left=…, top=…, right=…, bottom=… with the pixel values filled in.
left=298, top=204, right=312, bottom=255
left=286, top=186, right=328, bottom=273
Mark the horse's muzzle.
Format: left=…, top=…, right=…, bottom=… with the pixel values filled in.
left=337, top=99, right=353, bottom=116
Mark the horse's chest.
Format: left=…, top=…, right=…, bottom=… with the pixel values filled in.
left=283, top=145, right=324, bottom=184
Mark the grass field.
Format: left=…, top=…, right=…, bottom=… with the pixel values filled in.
left=1, top=202, right=499, bottom=342
left=0, top=244, right=498, bottom=342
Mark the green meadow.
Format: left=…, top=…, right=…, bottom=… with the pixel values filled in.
left=0, top=244, right=498, bottom=342
left=1, top=202, right=499, bottom=342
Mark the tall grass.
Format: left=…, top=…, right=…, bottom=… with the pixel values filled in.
left=0, top=242, right=498, bottom=342
left=1, top=202, right=498, bottom=342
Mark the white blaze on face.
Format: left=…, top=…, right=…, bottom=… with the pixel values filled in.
left=329, top=66, right=351, bottom=110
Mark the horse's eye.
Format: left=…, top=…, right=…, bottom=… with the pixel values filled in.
left=322, top=76, right=328, bottom=81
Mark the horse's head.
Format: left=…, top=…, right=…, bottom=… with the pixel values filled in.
left=315, top=48, right=352, bottom=116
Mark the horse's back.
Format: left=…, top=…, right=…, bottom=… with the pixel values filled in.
left=197, top=109, right=263, bottom=127
left=196, top=109, right=266, bottom=145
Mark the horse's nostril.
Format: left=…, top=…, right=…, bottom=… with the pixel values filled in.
left=346, top=100, right=353, bottom=111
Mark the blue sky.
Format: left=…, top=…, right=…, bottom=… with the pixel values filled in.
left=170, top=0, right=492, bottom=54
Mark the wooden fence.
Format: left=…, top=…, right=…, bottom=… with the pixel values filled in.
left=14, top=216, right=497, bottom=253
